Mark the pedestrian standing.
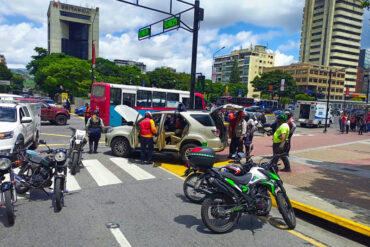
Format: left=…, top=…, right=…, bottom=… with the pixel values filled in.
left=366, top=113, right=370, bottom=133
left=86, top=110, right=105, bottom=154
left=228, top=111, right=246, bottom=158
left=259, top=111, right=267, bottom=127
left=244, top=114, right=256, bottom=155
left=340, top=113, right=347, bottom=133
left=345, top=118, right=350, bottom=134
left=139, top=112, right=157, bottom=165
left=273, top=114, right=291, bottom=172
left=65, top=98, right=71, bottom=112
left=83, top=103, right=91, bottom=125
left=285, top=111, right=296, bottom=156
left=350, top=115, right=356, bottom=132
left=358, top=115, right=365, bottom=135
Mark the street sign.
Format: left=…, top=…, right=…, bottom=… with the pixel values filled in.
left=138, top=27, right=151, bottom=40
left=163, top=16, right=179, bottom=30
left=280, top=79, right=285, bottom=91
left=0, top=80, right=10, bottom=86
left=269, top=85, right=273, bottom=91
left=238, top=89, right=242, bottom=96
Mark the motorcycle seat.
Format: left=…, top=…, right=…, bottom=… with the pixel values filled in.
left=221, top=171, right=252, bottom=185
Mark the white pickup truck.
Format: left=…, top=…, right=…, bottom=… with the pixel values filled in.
left=0, top=101, right=41, bottom=154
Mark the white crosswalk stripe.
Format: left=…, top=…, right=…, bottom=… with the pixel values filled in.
left=110, top=158, right=155, bottom=181
left=66, top=168, right=81, bottom=191
left=82, top=159, right=122, bottom=186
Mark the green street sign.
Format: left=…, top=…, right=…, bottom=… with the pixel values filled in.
left=138, top=27, right=151, bottom=39
left=163, top=17, right=179, bottom=30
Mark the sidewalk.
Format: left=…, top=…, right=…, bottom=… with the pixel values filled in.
left=216, top=128, right=370, bottom=236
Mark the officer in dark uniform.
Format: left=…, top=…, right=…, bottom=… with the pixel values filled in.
left=86, top=110, right=105, bottom=154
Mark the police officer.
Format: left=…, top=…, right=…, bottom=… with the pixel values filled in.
left=273, top=114, right=291, bottom=172
left=86, top=110, right=105, bottom=154
left=228, top=111, right=246, bottom=158
left=140, top=112, right=157, bottom=165
left=285, top=111, right=296, bottom=156
left=83, top=103, right=91, bottom=125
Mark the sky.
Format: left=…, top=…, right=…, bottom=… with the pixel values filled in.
left=0, top=0, right=369, bottom=79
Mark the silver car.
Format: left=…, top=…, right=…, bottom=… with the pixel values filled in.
left=105, top=105, right=227, bottom=162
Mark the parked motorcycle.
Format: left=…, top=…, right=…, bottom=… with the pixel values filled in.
left=199, top=151, right=296, bottom=233
left=68, top=127, right=87, bottom=175
left=0, top=153, right=21, bottom=225
left=256, top=121, right=273, bottom=136
left=15, top=140, right=68, bottom=212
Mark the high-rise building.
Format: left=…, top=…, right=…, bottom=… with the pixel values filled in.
left=358, top=49, right=370, bottom=98
left=359, top=49, right=370, bottom=69
left=213, top=45, right=275, bottom=97
left=299, top=0, right=364, bottom=95
left=263, top=63, right=346, bottom=100
left=47, top=1, right=99, bottom=60
left=0, top=54, right=6, bottom=65
left=114, top=59, right=147, bottom=74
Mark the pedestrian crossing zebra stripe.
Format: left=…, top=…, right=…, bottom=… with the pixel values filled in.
left=110, top=158, right=155, bottom=181
left=82, top=159, right=122, bottom=186
left=66, top=167, right=81, bottom=191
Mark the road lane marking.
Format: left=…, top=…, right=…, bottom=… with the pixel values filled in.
left=66, top=168, right=82, bottom=191
left=71, top=113, right=85, bottom=120
left=110, top=228, right=132, bottom=247
left=82, top=159, right=121, bottom=186
left=110, top=158, right=155, bottom=180
left=40, top=133, right=71, bottom=138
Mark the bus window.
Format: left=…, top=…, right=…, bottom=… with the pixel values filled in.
left=137, top=90, right=152, bottom=107
left=122, top=93, right=135, bottom=108
left=110, top=88, right=122, bottom=105
left=182, top=97, right=190, bottom=108
left=167, top=93, right=179, bottom=102
left=92, top=85, right=105, bottom=97
left=152, top=91, right=166, bottom=107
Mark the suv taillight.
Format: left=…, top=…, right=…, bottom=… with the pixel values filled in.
left=212, top=129, right=219, bottom=137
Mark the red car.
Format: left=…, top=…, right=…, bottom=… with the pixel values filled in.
left=16, top=98, right=70, bottom=125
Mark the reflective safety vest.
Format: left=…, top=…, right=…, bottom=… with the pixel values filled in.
left=85, top=107, right=91, bottom=117
left=140, top=118, right=153, bottom=137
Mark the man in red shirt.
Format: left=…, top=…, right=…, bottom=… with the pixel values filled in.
left=140, top=112, right=157, bottom=165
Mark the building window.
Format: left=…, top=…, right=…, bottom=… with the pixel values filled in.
left=312, top=32, right=322, bottom=36
left=330, top=56, right=359, bottom=63
left=313, top=18, right=323, bottom=23
left=330, top=49, right=359, bottom=56
left=332, top=28, right=361, bottom=36
left=311, top=38, right=321, bottom=42
left=333, top=21, right=362, bottom=30
left=331, top=42, right=360, bottom=50
left=331, top=35, right=360, bottom=43
left=60, top=11, right=91, bottom=20
left=311, top=45, right=321, bottom=49
left=334, top=14, right=362, bottom=23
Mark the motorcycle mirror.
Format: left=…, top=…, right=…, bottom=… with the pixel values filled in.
left=39, top=139, right=46, bottom=145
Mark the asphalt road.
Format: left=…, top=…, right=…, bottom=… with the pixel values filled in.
left=0, top=115, right=364, bottom=247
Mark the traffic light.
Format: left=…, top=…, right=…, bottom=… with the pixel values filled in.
left=197, top=75, right=205, bottom=93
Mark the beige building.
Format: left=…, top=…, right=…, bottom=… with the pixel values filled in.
left=114, top=59, right=147, bottom=74
left=47, top=1, right=99, bottom=60
left=264, top=63, right=346, bottom=100
left=214, top=45, right=275, bottom=97
left=299, top=0, right=364, bottom=94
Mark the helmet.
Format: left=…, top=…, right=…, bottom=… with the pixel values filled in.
left=277, top=114, right=287, bottom=122
left=221, top=165, right=242, bottom=176
left=145, top=111, right=152, bottom=119
left=93, top=109, right=99, bottom=116
left=284, top=111, right=292, bottom=119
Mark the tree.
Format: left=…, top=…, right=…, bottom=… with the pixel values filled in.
left=261, top=93, right=270, bottom=99
left=229, top=59, right=240, bottom=84
left=295, top=94, right=315, bottom=101
left=95, top=57, right=120, bottom=78
left=0, top=63, right=12, bottom=93
left=147, top=68, right=177, bottom=88
left=26, top=47, right=48, bottom=75
left=227, top=83, right=248, bottom=97
left=361, top=0, right=370, bottom=9
left=350, top=97, right=363, bottom=102
left=251, top=70, right=297, bottom=99
left=10, top=74, right=24, bottom=92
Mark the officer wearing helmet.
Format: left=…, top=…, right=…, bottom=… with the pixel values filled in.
left=285, top=110, right=296, bottom=156
left=86, top=109, right=105, bottom=154
left=272, top=114, right=291, bottom=172
left=139, top=111, right=157, bottom=165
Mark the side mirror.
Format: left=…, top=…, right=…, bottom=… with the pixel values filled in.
left=21, top=117, right=32, bottom=124
left=39, top=139, right=46, bottom=145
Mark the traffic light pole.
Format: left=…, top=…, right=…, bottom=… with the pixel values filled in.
left=189, top=0, right=200, bottom=109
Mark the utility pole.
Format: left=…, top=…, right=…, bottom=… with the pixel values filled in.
left=189, top=0, right=200, bottom=110
left=366, top=68, right=370, bottom=115
left=91, top=9, right=98, bottom=87
left=323, top=69, right=332, bottom=133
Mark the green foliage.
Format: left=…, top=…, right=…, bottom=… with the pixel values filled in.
left=0, top=63, right=12, bottom=80
left=229, top=59, right=240, bottom=84
left=261, top=93, right=270, bottom=99
left=147, top=68, right=176, bottom=88
left=10, top=74, right=24, bottom=91
left=361, top=0, right=370, bottom=9
left=174, top=73, right=191, bottom=91
left=295, top=94, right=315, bottom=101
left=227, top=83, right=248, bottom=97
left=279, top=97, right=292, bottom=107
left=26, top=47, right=48, bottom=75
left=204, top=81, right=225, bottom=102
left=251, top=70, right=297, bottom=98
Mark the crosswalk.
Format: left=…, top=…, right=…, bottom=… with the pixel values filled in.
left=7, top=158, right=159, bottom=196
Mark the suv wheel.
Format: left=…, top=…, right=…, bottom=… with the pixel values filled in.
left=29, top=132, right=39, bottom=150
left=55, top=115, right=67, bottom=125
left=180, top=143, right=198, bottom=163
left=111, top=137, right=130, bottom=157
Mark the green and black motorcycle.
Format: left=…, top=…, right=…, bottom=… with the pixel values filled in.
left=199, top=153, right=296, bottom=233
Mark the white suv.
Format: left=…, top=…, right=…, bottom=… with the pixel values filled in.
left=0, top=102, right=41, bottom=154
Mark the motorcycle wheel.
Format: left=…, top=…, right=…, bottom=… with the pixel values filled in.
left=256, top=191, right=272, bottom=216
left=4, top=189, right=15, bottom=226
left=276, top=191, right=296, bottom=229
left=201, top=193, right=240, bottom=233
left=54, top=178, right=64, bottom=212
left=70, top=152, right=79, bottom=175
left=15, top=181, right=29, bottom=195
left=183, top=173, right=206, bottom=203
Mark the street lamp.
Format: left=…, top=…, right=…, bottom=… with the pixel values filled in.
left=323, top=67, right=346, bottom=133
left=366, top=68, right=370, bottom=116
left=212, top=46, right=225, bottom=83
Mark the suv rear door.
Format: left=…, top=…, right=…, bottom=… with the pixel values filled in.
left=210, top=110, right=227, bottom=145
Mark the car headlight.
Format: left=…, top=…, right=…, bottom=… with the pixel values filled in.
left=0, top=131, right=14, bottom=139
left=0, top=158, right=11, bottom=170
left=106, top=127, right=114, bottom=133
left=55, top=152, right=66, bottom=162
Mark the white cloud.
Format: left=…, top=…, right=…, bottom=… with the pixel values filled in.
left=278, top=40, right=300, bottom=52
left=274, top=50, right=296, bottom=66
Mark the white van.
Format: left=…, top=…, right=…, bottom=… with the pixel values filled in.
left=0, top=93, right=22, bottom=100
left=293, top=101, right=332, bottom=127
